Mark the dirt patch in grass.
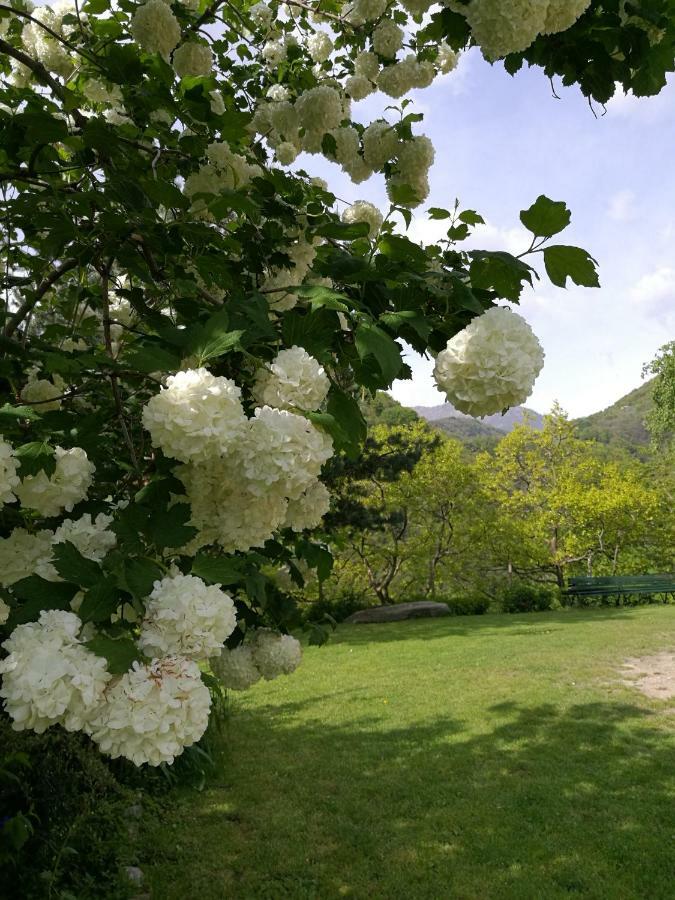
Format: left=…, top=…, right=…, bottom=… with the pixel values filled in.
left=621, top=652, right=675, bottom=700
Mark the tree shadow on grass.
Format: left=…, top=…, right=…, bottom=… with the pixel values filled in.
left=147, top=699, right=675, bottom=900
left=332, top=608, right=646, bottom=646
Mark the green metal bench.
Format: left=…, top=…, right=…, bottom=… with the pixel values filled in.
left=565, top=575, right=675, bottom=605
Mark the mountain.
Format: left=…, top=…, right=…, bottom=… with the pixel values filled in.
left=574, top=381, right=654, bottom=451
left=362, top=381, right=656, bottom=453
left=413, top=402, right=545, bottom=433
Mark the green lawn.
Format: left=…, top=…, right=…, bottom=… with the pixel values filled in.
left=145, top=607, right=675, bottom=899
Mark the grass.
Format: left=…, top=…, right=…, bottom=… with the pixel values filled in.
left=144, top=607, right=675, bottom=899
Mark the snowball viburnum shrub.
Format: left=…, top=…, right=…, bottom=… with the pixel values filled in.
left=433, top=307, right=545, bottom=417
left=0, top=0, right=609, bottom=765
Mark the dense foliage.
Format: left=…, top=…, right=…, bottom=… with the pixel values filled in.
left=314, top=410, right=674, bottom=614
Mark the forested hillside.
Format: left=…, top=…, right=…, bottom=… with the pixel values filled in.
left=575, top=382, right=655, bottom=450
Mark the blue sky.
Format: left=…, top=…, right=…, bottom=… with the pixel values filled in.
left=307, top=51, right=675, bottom=417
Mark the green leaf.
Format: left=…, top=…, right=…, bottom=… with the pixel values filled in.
left=0, top=404, right=40, bottom=423
left=326, top=388, right=367, bottom=460
left=9, top=578, right=79, bottom=625
left=85, top=635, right=141, bottom=675
left=354, top=323, right=403, bottom=385
left=121, top=558, right=163, bottom=599
left=296, top=285, right=349, bottom=312
left=543, top=245, right=600, bottom=288
left=187, top=310, right=243, bottom=363
left=315, top=220, right=370, bottom=240
left=191, top=555, right=246, bottom=585
left=52, top=542, right=103, bottom=588
left=14, top=441, right=55, bottom=478
left=147, top=503, right=197, bottom=551
left=428, top=207, right=451, bottom=220
left=125, top=342, right=182, bottom=374
left=520, top=195, right=571, bottom=238
left=140, top=178, right=189, bottom=210
left=377, top=234, right=428, bottom=269
left=458, top=210, right=485, bottom=226
left=469, top=252, right=535, bottom=302
left=296, top=539, right=333, bottom=581
left=449, top=276, right=484, bottom=313
left=447, top=223, right=471, bottom=242
left=79, top=581, right=120, bottom=624
left=380, top=310, right=431, bottom=341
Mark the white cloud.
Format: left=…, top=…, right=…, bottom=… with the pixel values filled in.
left=607, top=189, right=637, bottom=222
left=630, top=267, right=675, bottom=319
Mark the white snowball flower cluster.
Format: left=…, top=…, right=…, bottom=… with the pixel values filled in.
left=342, top=200, right=384, bottom=237
left=243, top=406, right=334, bottom=500
left=252, top=346, right=330, bottom=411
left=378, top=54, right=435, bottom=99
left=276, top=142, right=298, bottom=165
left=363, top=120, right=400, bottom=170
left=210, top=645, right=261, bottom=691
left=251, top=630, right=302, bottom=680
left=21, top=1, right=77, bottom=77
left=211, top=630, right=302, bottom=690
left=284, top=480, right=331, bottom=532
left=433, top=307, right=545, bottom=417
left=0, top=437, right=19, bottom=505
left=263, top=238, right=318, bottom=311
left=142, top=368, right=247, bottom=463
left=130, top=0, right=181, bottom=61
left=20, top=370, right=65, bottom=412
left=184, top=141, right=261, bottom=217
left=178, top=405, right=333, bottom=553
left=308, top=31, right=333, bottom=62
left=0, top=611, right=110, bottom=734
left=0, top=599, right=10, bottom=626
left=15, top=447, right=95, bottom=518
left=295, top=85, right=344, bottom=136
left=52, top=513, right=117, bottom=562
left=543, top=0, right=592, bottom=35
left=343, top=0, right=387, bottom=25
left=267, top=84, right=290, bottom=102
left=180, top=458, right=291, bottom=552
left=82, top=78, right=124, bottom=107
left=88, top=656, right=211, bottom=766
left=437, top=42, right=460, bottom=74
left=0, top=529, right=56, bottom=587
left=457, top=0, right=590, bottom=61
left=344, top=75, right=376, bottom=101
left=387, top=134, right=435, bottom=206
left=328, top=127, right=372, bottom=183
left=372, top=19, right=404, bottom=58
left=172, top=41, right=213, bottom=78
left=139, top=572, right=237, bottom=660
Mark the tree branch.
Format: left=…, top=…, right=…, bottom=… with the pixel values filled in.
left=0, top=39, right=87, bottom=127
left=4, top=257, right=78, bottom=338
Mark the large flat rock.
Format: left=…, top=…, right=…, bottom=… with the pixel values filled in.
left=344, top=601, right=451, bottom=624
